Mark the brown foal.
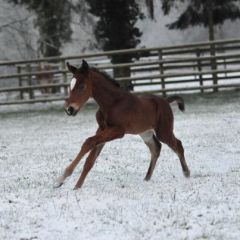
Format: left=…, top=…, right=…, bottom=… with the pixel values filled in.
left=56, top=60, right=190, bottom=190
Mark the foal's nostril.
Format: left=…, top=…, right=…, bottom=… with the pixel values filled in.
left=67, top=106, right=74, bottom=115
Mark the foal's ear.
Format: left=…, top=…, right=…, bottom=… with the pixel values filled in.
left=66, top=62, right=77, bottom=74
left=81, top=59, right=89, bottom=74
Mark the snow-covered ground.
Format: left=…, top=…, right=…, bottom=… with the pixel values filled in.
left=0, top=91, right=240, bottom=240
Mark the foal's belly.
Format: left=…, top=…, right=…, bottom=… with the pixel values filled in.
left=125, top=125, right=154, bottom=135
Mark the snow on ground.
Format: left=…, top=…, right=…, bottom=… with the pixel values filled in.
left=0, top=91, right=240, bottom=240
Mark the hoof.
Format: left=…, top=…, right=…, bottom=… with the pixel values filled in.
left=54, top=176, right=65, bottom=188
left=54, top=182, right=63, bottom=188
left=144, top=176, right=151, bottom=181
left=183, top=170, right=190, bottom=178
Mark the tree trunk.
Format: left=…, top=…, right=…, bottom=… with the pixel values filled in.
left=113, top=67, right=133, bottom=91
left=208, top=2, right=215, bottom=42
left=112, top=54, right=133, bottom=91
left=208, top=2, right=218, bottom=92
left=145, top=0, right=154, bottom=19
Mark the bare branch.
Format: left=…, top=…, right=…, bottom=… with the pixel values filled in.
left=0, top=15, right=32, bottom=30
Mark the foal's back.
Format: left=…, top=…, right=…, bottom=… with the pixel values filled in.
left=111, top=92, right=174, bottom=134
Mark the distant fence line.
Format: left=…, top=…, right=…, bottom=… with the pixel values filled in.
left=0, top=38, right=240, bottom=106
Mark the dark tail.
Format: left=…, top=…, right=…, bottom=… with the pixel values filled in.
left=166, top=95, right=185, bottom=112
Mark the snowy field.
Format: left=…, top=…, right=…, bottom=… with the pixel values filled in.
left=0, top=91, right=240, bottom=240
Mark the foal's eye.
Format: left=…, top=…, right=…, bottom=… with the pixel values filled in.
left=78, top=83, right=85, bottom=90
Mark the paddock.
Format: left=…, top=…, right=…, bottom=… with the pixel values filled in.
left=0, top=90, right=240, bottom=240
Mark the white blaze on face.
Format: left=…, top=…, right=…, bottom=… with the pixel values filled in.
left=70, top=78, right=77, bottom=91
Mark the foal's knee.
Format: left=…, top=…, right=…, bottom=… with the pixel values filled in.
left=82, top=137, right=96, bottom=152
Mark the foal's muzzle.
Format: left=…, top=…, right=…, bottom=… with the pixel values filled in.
left=65, top=106, right=78, bottom=116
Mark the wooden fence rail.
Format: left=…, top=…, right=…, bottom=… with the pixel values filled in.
left=1, top=38, right=240, bottom=106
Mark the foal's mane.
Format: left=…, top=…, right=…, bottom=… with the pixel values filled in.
left=90, top=67, right=121, bottom=88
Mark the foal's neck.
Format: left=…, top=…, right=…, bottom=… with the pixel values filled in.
left=91, top=72, right=123, bottom=112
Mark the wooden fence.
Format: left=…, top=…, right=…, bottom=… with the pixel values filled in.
left=0, top=38, right=240, bottom=105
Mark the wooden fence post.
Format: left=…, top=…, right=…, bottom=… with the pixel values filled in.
left=210, top=42, right=218, bottom=92
left=113, top=63, right=132, bottom=91
left=61, top=60, right=68, bottom=96
left=17, top=66, right=24, bottom=99
left=158, top=49, right=166, bottom=97
left=196, top=49, right=204, bottom=93
left=26, top=64, right=34, bottom=99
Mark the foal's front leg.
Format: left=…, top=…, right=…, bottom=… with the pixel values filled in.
left=56, top=127, right=124, bottom=189
left=73, top=144, right=104, bottom=190
left=55, top=142, right=97, bottom=188
left=55, top=127, right=103, bottom=187
left=73, top=127, right=124, bottom=189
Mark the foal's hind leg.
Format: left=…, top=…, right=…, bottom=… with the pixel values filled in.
left=155, top=128, right=190, bottom=177
left=166, top=136, right=190, bottom=177
left=140, top=130, right=162, bottom=181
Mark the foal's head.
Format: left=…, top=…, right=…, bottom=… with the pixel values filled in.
left=65, top=60, right=92, bottom=116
